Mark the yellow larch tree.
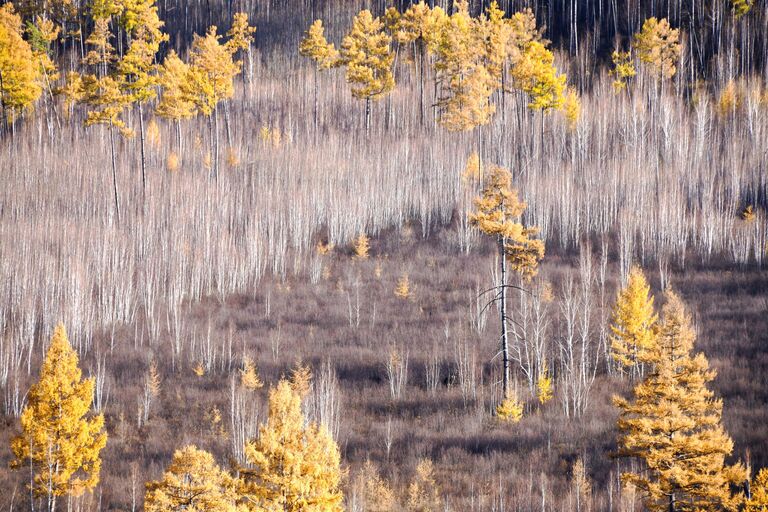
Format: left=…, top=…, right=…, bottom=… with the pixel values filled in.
left=394, top=1, right=434, bottom=125
left=144, top=445, right=239, bottom=512
left=469, top=162, right=544, bottom=399
left=239, top=379, right=344, bottom=511
left=26, top=15, right=60, bottom=126
left=240, top=356, right=264, bottom=390
left=0, top=3, right=42, bottom=126
left=186, top=25, right=241, bottom=179
left=226, top=12, right=256, bottom=75
left=10, top=324, right=107, bottom=512
left=536, top=357, right=553, bottom=405
left=406, top=459, right=442, bottom=512
left=338, top=9, right=395, bottom=135
left=609, top=265, right=658, bottom=378
left=299, top=19, right=339, bottom=131
left=613, top=290, right=745, bottom=512
left=611, top=50, right=636, bottom=92
left=746, top=468, right=768, bottom=510
left=510, top=40, right=566, bottom=112
left=156, top=49, right=196, bottom=157
left=632, top=17, right=681, bottom=81
left=354, top=460, right=396, bottom=512
left=117, top=0, right=167, bottom=197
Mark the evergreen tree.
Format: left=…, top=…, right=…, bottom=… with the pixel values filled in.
left=239, top=379, right=344, bottom=511
left=632, top=17, right=681, bottom=80
left=468, top=163, right=544, bottom=398
left=156, top=50, right=196, bottom=154
left=338, top=9, right=394, bottom=135
left=11, top=324, right=107, bottom=512
left=609, top=265, right=658, bottom=378
left=614, top=291, right=745, bottom=511
left=144, top=445, right=239, bottom=512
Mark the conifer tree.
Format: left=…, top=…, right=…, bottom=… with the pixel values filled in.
left=632, top=17, right=681, bottom=81
left=746, top=468, right=768, bottom=510
left=406, top=459, right=442, bottom=511
left=239, top=379, right=344, bottom=511
left=156, top=50, right=196, bottom=154
left=394, top=1, right=434, bottom=125
left=144, top=445, right=239, bottom=512
left=510, top=40, right=566, bottom=111
left=186, top=25, right=240, bottom=179
left=11, top=324, right=107, bottom=512
left=299, top=19, right=339, bottom=131
left=469, top=163, right=544, bottom=398
left=614, top=291, right=745, bottom=511
left=0, top=3, right=42, bottom=128
left=117, top=0, right=167, bottom=198
left=339, top=9, right=394, bottom=135
left=609, top=265, right=658, bottom=378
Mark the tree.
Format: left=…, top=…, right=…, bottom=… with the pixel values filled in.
left=354, top=461, right=395, bottom=512
left=632, top=18, right=681, bottom=81
left=299, top=19, right=339, bottom=131
left=239, top=379, right=344, bottom=511
left=611, top=50, right=636, bottom=91
left=406, top=459, right=442, bottom=512
left=10, top=324, right=107, bottom=512
left=393, top=1, right=436, bottom=126
left=156, top=50, right=196, bottom=154
left=609, top=265, right=658, bottom=378
left=144, top=445, right=239, bottom=512
left=510, top=41, right=566, bottom=112
left=0, top=3, right=42, bottom=128
left=187, top=25, right=240, bottom=179
left=746, top=468, right=768, bottom=510
left=469, top=163, right=545, bottom=398
left=117, top=0, right=167, bottom=199
left=614, top=291, right=745, bottom=512
left=338, top=9, right=394, bottom=135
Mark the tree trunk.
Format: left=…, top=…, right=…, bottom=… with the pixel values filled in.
left=138, top=101, right=147, bottom=206
left=313, top=66, right=319, bottom=133
left=109, top=121, right=121, bottom=225
left=365, top=97, right=371, bottom=137
left=668, top=492, right=675, bottom=512
left=499, top=237, right=510, bottom=398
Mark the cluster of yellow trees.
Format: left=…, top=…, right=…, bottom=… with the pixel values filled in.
left=609, top=267, right=768, bottom=511
left=300, top=0, right=577, bottom=135
left=0, top=0, right=255, bottom=221
left=10, top=325, right=344, bottom=512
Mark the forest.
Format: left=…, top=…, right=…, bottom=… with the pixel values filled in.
left=0, top=0, right=767, bottom=510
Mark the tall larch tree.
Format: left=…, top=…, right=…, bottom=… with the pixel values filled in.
left=186, top=25, right=240, bottom=179
left=144, top=445, right=239, bottom=512
left=746, top=468, right=768, bottom=510
left=239, top=379, right=344, bottom=511
left=609, top=265, right=658, bottom=378
left=117, top=0, right=167, bottom=199
left=510, top=40, right=566, bottom=112
left=338, top=9, right=394, bottom=136
left=156, top=50, right=196, bottom=155
left=468, top=163, right=544, bottom=401
left=299, top=19, right=339, bottom=132
left=10, top=324, right=107, bottom=512
left=0, top=3, right=42, bottom=130
left=394, top=1, right=435, bottom=126
left=614, top=291, right=745, bottom=512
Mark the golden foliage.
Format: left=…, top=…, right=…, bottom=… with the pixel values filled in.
left=511, top=40, right=566, bottom=111
left=226, top=12, right=256, bottom=56
left=10, top=324, right=107, bottom=499
left=614, top=290, right=744, bottom=511
left=572, top=458, right=592, bottom=512
left=193, top=362, right=206, bottom=377
left=468, top=163, right=545, bottom=279
left=240, top=379, right=344, bottom=511
left=0, top=3, right=43, bottom=119
left=290, top=361, right=313, bottom=398
left=407, top=459, right=442, bottom=512
left=611, top=50, right=636, bottom=91
left=609, top=266, right=658, bottom=376
left=316, top=240, right=334, bottom=255
left=353, top=233, right=371, bottom=259
left=536, top=358, right=553, bottom=405
left=144, top=445, right=239, bottom=512
left=187, top=26, right=240, bottom=116
left=746, top=468, right=768, bottom=510
left=718, top=79, right=744, bottom=117
left=496, top=390, right=524, bottom=422
left=742, top=205, right=756, bottom=223
left=394, top=273, right=411, bottom=299
left=299, top=20, right=339, bottom=70
left=167, top=151, right=180, bottom=172
left=355, top=461, right=396, bottom=512
left=732, top=0, right=754, bottom=19
left=339, top=10, right=395, bottom=102
left=632, top=17, right=681, bottom=80
left=240, top=356, right=263, bottom=390
left=157, top=50, right=196, bottom=122
left=462, top=151, right=482, bottom=183
left=562, top=87, right=581, bottom=129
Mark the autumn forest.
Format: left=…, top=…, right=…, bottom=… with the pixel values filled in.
left=0, top=0, right=767, bottom=510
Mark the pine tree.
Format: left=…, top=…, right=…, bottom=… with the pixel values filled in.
left=186, top=25, right=241, bottom=179
left=339, top=9, right=394, bottom=135
left=355, top=460, right=395, bottom=512
left=144, top=445, right=239, bottom=512
left=406, top=459, right=442, bottom=511
left=510, top=40, right=566, bottom=112
left=613, top=291, right=745, bottom=512
left=609, top=265, right=658, bottom=378
left=239, top=379, right=344, bottom=511
left=0, top=3, right=42, bottom=128
left=11, top=324, right=107, bottom=512
left=299, top=19, right=339, bottom=131
left=632, top=17, right=681, bottom=80
left=469, top=163, right=544, bottom=397
left=746, top=468, right=768, bottom=510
